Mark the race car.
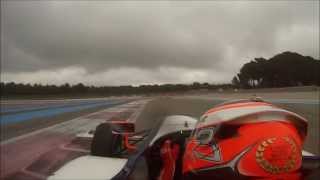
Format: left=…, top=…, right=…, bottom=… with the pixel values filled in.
left=48, top=99, right=320, bottom=180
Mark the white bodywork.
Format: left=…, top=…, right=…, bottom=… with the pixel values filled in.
left=76, top=131, right=94, bottom=138
left=47, top=156, right=127, bottom=180
left=48, top=115, right=196, bottom=180
left=302, top=150, right=315, bottom=156
left=149, top=115, right=197, bottom=146
left=47, top=114, right=315, bottom=180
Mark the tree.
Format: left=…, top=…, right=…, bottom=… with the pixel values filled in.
left=234, top=51, right=320, bottom=88
left=231, top=76, right=240, bottom=87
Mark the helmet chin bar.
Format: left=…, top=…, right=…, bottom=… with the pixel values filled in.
left=195, top=145, right=253, bottom=174
left=193, top=142, right=222, bottom=162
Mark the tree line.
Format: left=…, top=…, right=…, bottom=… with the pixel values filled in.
left=232, top=51, right=320, bottom=88
left=0, top=81, right=232, bottom=98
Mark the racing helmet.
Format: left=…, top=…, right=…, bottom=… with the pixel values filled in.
left=182, top=99, right=308, bottom=179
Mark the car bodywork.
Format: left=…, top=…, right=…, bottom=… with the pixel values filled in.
left=48, top=99, right=319, bottom=180
left=48, top=115, right=196, bottom=180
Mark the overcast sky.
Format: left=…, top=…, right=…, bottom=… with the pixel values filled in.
left=1, top=1, right=319, bottom=86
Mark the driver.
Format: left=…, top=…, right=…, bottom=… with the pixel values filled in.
left=182, top=100, right=307, bottom=179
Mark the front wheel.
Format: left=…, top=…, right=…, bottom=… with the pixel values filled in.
left=91, top=123, right=121, bottom=157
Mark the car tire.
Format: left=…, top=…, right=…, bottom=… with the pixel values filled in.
left=91, top=123, right=118, bottom=157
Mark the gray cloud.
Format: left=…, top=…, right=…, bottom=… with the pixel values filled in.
left=1, top=1, right=319, bottom=85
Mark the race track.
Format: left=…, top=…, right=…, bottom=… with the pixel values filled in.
left=0, top=90, right=319, bottom=179
left=0, top=98, right=132, bottom=141
left=0, top=98, right=149, bottom=179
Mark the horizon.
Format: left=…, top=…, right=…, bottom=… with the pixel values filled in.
left=1, top=50, right=319, bottom=87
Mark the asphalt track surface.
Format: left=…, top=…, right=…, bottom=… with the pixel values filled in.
left=1, top=99, right=129, bottom=125
left=1, top=98, right=148, bottom=179
left=0, top=98, right=134, bottom=141
left=0, top=91, right=319, bottom=179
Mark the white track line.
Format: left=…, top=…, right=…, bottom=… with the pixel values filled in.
left=1, top=102, right=139, bottom=145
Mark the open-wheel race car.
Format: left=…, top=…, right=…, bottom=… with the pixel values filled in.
left=48, top=99, right=320, bottom=180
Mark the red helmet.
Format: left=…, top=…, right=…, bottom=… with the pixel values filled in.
left=183, top=99, right=308, bottom=179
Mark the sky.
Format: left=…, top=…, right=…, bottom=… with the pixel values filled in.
left=1, top=1, right=319, bottom=86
